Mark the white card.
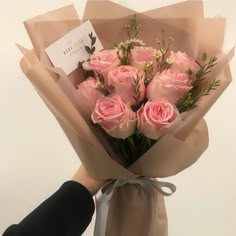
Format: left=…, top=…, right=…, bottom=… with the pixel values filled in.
left=45, top=20, right=103, bottom=75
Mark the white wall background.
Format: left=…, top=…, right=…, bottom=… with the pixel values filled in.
left=0, top=1, right=235, bottom=235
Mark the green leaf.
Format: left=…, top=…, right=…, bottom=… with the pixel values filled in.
left=97, top=73, right=105, bottom=84
left=85, top=46, right=93, bottom=54
left=78, top=61, right=84, bottom=68
left=202, top=52, right=207, bottom=61
left=92, top=47, right=96, bottom=53
left=96, top=87, right=106, bottom=95
left=88, top=32, right=93, bottom=39
left=91, top=37, right=96, bottom=46
left=85, top=70, right=95, bottom=78
left=96, top=86, right=109, bottom=96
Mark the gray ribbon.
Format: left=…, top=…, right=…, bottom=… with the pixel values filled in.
left=94, top=178, right=176, bottom=236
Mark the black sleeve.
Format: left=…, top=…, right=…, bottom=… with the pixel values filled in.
left=3, top=181, right=95, bottom=236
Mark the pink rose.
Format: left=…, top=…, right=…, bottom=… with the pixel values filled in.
left=83, top=49, right=120, bottom=80
left=91, top=95, right=136, bottom=139
left=168, top=51, right=199, bottom=76
left=108, top=66, right=145, bottom=105
left=147, top=69, right=192, bottom=104
left=129, top=46, right=157, bottom=71
left=137, top=100, right=179, bottom=140
left=76, top=77, right=104, bottom=118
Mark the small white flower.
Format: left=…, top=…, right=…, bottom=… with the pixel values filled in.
left=145, top=61, right=154, bottom=73
left=166, top=57, right=174, bottom=65
left=126, top=38, right=145, bottom=46
left=155, top=50, right=164, bottom=60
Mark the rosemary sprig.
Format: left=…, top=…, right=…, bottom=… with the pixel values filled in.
left=177, top=79, right=221, bottom=113
left=202, top=79, right=221, bottom=95
left=176, top=92, right=199, bottom=113
left=131, top=76, right=147, bottom=112
left=131, top=77, right=141, bottom=105
left=195, top=53, right=217, bottom=82
left=176, top=52, right=219, bottom=113
left=95, top=72, right=113, bottom=96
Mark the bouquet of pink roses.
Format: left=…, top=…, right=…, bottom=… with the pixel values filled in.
left=18, top=1, right=233, bottom=235
left=76, top=16, right=219, bottom=166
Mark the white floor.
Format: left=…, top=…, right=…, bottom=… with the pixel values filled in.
left=0, top=1, right=235, bottom=235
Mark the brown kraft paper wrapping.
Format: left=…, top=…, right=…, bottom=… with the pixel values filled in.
left=105, top=185, right=168, bottom=236
left=18, top=1, right=234, bottom=235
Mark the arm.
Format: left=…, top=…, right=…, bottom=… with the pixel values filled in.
left=3, top=166, right=106, bottom=236
left=72, top=165, right=106, bottom=196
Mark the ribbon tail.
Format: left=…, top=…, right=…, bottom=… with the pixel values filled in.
left=94, top=191, right=111, bottom=236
